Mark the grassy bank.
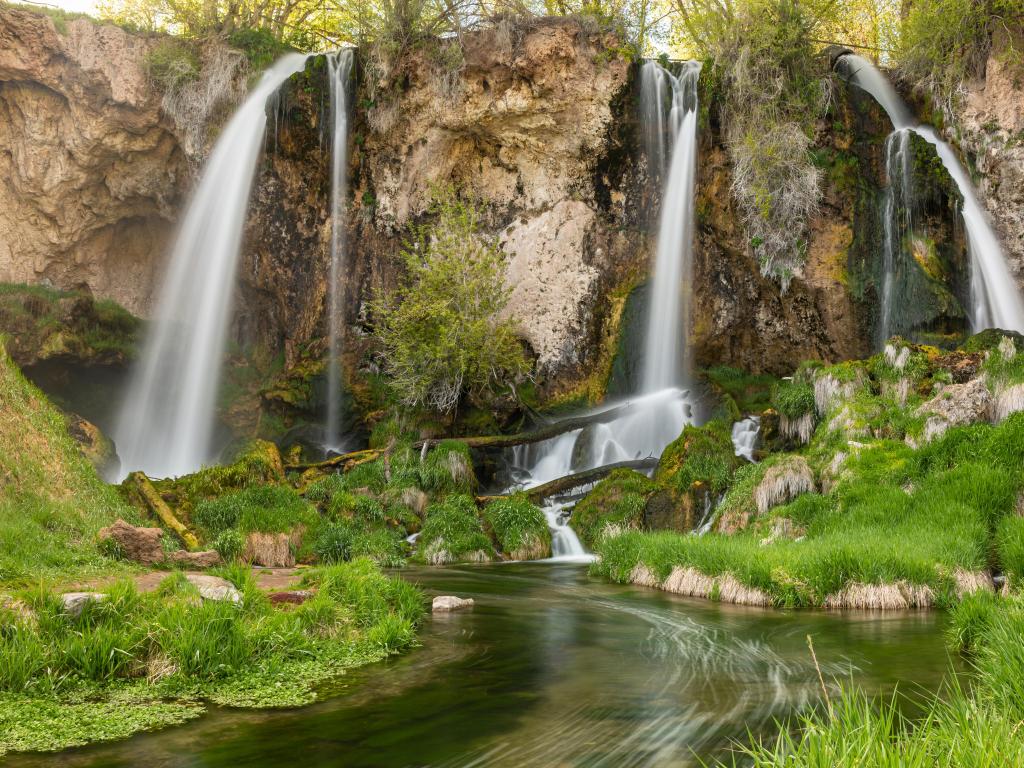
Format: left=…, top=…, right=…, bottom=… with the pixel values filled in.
left=728, top=593, right=1024, bottom=766
left=0, top=560, right=423, bottom=755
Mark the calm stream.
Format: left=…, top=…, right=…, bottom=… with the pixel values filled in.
left=15, top=563, right=954, bottom=767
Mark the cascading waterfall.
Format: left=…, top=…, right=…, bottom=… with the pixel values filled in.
left=837, top=53, right=1024, bottom=335
left=324, top=49, right=355, bottom=452
left=505, top=61, right=702, bottom=549
left=877, top=129, right=913, bottom=346
left=641, top=60, right=701, bottom=392
left=114, top=53, right=310, bottom=480
left=730, top=416, right=760, bottom=463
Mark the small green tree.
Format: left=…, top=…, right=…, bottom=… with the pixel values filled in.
left=372, top=188, right=531, bottom=414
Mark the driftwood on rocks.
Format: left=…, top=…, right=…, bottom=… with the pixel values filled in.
left=125, top=471, right=199, bottom=550
left=480, top=458, right=658, bottom=505
left=286, top=403, right=644, bottom=474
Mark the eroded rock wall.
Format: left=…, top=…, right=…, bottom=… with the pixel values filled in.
left=0, top=8, right=186, bottom=316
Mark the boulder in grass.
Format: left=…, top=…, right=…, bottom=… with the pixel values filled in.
left=168, top=550, right=221, bottom=569
left=432, top=595, right=474, bottom=612
left=185, top=575, right=241, bottom=604
left=98, top=519, right=164, bottom=564
left=61, top=592, right=106, bottom=617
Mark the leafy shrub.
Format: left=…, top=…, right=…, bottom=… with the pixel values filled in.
left=144, top=40, right=201, bottom=90
left=371, top=187, right=530, bottom=414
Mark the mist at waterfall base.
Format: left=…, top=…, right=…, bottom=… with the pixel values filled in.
left=324, top=49, right=355, bottom=453
left=113, top=54, right=310, bottom=480
left=504, top=61, right=702, bottom=554
left=837, top=54, right=1024, bottom=339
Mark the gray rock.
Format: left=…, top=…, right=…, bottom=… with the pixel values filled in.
left=916, top=377, right=991, bottom=442
left=61, top=592, right=106, bottom=617
left=432, top=595, right=474, bottom=613
left=185, top=574, right=242, bottom=604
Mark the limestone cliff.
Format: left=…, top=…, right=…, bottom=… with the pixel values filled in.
left=952, top=29, right=1024, bottom=283
left=0, top=8, right=186, bottom=316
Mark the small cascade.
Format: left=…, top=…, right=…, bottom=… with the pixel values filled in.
left=837, top=53, right=1024, bottom=336
left=114, top=53, right=310, bottom=480
left=504, top=61, right=703, bottom=541
left=324, top=49, right=355, bottom=452
left=731, top=416, right=760, bottom=463
left=543, top=502, right=593, bottom=562
left=641, top=60, right=701, bottom=392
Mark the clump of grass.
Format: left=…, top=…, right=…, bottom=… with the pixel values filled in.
left=483, top=495, right=551, bottom=560
left=656, top=422, right=740, bottom=497
left=571, top=469, right=656, bottom=548
left=416, top=495, right=492, bottom=565
left=193, top=485, right=317, bottom=537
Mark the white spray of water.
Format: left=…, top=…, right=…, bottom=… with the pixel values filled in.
left=837, top=54, right=1024, bottom=335
left=878, top=129, right=913, bottom=346
left=115, top=54, right=310, bottom=479
left=508, top=62, right=702, bottom=546
left=731, top=416, right=760, bottom=463
left=325, top=49, right=355, bottom=452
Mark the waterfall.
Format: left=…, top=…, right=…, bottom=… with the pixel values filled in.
left=837, top=54, right=1024, bottom=335
left=503, top=62, right=702, bottom=544
left=542, top=502, right=591, bottom=562
left=641, top=60, right=701, bottom=392
left=878, top=129, right=914, bottom=346
left=114, top=53, right=310, bottom=480
left=324, top=49, right=355, bottom=452
left=730, top=416, right=760, bottom=463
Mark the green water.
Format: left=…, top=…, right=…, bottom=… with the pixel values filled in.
left=14, top=563, right=955, bottom=767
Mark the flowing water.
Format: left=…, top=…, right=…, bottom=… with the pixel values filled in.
left=113, top=54, right=311, bottom=480
left=324, top=50, right=355, bottom=453
left=878, top=128, right=914, bottom=346
left=13, top=564, right=956, bottom=768
left=505, top=62, right=703, bottom=547
left=731, top=416, right=760, bottom=463
left=640, top=60, right=701, bottom=392
left=837, top=54, right=1024, bottom=336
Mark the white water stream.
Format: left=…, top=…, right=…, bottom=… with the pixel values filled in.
left=837, top=54, right=1024, bottom=335
left=324, top=49, right=355, bottom=452
left=509, top=61, right=703, bottom=551
left=114, top=54, right=310, bottom=479
left=730, top=416, right=760, bottom=463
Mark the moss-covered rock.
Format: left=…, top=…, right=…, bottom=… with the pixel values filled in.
left=572, top=469, right=657, bottom=547
left=483, top=494, right=552, bottom=560
left=416, top=495, right=493, bottom=565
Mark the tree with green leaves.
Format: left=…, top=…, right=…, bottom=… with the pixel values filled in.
left=371, top=188, right=531, bottom=415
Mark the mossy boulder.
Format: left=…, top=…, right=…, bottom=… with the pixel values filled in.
left=655, top=422, right=740, bottom=496
left=572, top=469, right=657, bottom=547
left=416, top=494, right=493, bottom=565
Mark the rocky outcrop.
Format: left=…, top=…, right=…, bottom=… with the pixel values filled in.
left=0, top=8, right=186, bottom=316
left=954, top=29, right=1024, bottom=285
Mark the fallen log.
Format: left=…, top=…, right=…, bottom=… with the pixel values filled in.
left=479, top=458, right=658, bottom=505
left=287, top=448, right=382, bottom=473
left=126, top=471, right=199, bottom=550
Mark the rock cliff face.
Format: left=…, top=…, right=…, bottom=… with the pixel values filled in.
left=0, top=8, right=186, bottom=316
left=4, top=9, right=1014, bottom=442
left=953, top=29, right=1024, bottom=283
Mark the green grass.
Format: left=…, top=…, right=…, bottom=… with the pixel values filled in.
left=0, top=343, right=136, bottom=586
left=728, top=595, right=1024, bottom=766
left=655, top=422, right=740, bottom=496
left=593, top=415, right=1024, bottom=607
left=0, top=560, right=424, bottom=755
left=483, top=494, right=551, bottom=559
left=415, top=495, right=493, bottom=565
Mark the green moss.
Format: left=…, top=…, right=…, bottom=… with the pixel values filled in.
left=572, top=469, right=657, bottom=548
left=702, top=366, right=778, bottom=414
left=483, top=494, right=551, bottom=559
left=655, top=422, right=741, bottom=496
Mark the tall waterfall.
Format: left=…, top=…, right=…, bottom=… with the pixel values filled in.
left=504, top=61, right=702, bottom=532
left=324, top=50, right=355, bottom=451
left=114, top=53, right=310, bottom=480
left=877, top=128, right=914, bottom=345
left=641, top=60, right=701, bottom=391
left=837, top=54, right=1024, bottom=335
